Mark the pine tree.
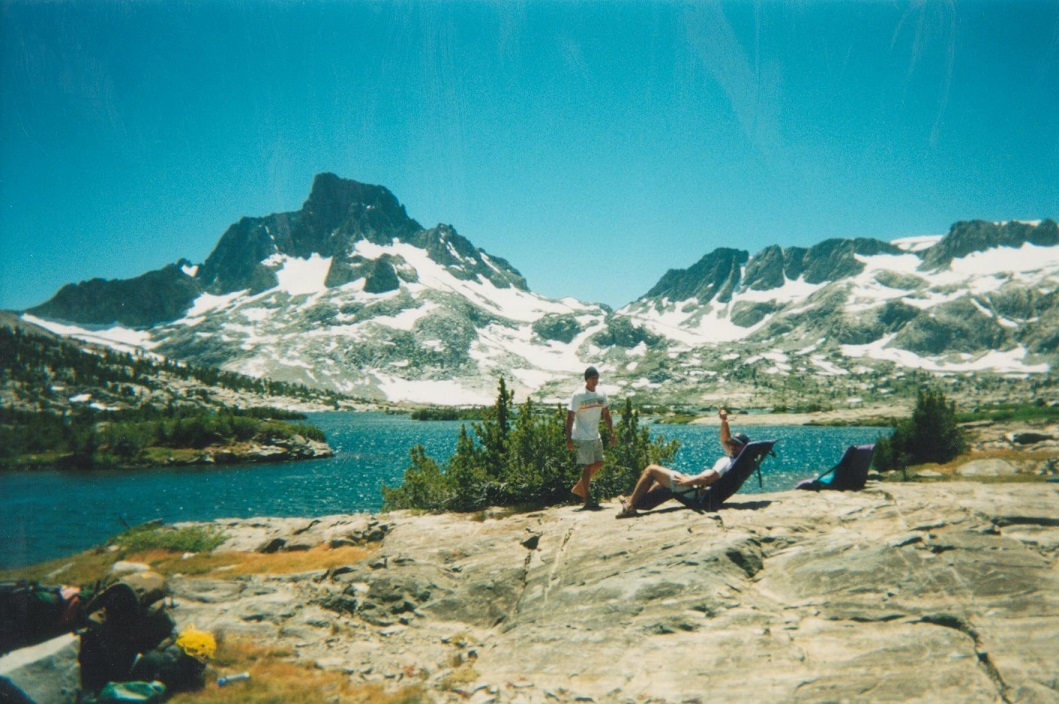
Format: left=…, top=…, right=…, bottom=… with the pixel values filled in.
left=475, top=376, right=512, bottom=481
left=875, top=387, right=966, bottom=473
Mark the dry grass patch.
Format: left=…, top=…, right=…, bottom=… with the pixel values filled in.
left=437, top=663, right=479, bottom=692
left=0, top=544, right=376, bottom=588
left=961, top=448, right=1057, bottom=463
left=892, top=448, right=1057, bottom=482
left=169, top=637, right=427, bottom=704
left=139, top=544, right=377, bottom=577
left=0, top=549, right=123, bottom=586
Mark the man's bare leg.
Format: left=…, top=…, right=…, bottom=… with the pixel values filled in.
left=572, top=461, right=602, bottom=502
left=625, top=465, right=673, bottom=510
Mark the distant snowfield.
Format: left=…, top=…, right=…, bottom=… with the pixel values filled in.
left=741, top=277, right=827, bottom=305
left=371, top=303, right=437, bottom=332
left=22, top=314, right=159, bottom=353
left=949, top=243, right=1059, bottom=277
left=623, top=298, right=770, bottom=346
left=375, top=374, right=495, bottom=406
left=842, top=338, right=1049, bottom=375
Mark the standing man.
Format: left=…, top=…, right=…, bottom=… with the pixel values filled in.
left=566, top=366, right=615, bottom=507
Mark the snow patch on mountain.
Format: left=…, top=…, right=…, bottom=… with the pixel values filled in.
left=892, top=235, right=943, bottom=252
left=811, top=356, right=849, bottom=375
left=856, top=252, right=923, bottom=275
left=375, top=374, right=494, bottom=406
left=842, top=253, right=926, bottom=313
left=268, top=253, right=332, bottom=295
left=373, top=303, right=439, bottom=331
left=186, top=291, right=244, bottom=319
left=354, top=239, right=590, bottom=322
left=468, top=314, right=608, bottom=397
left=949, top=242, right=1059, bottom=277
left=744, top=277, right=827, bottom=304
left=22, top=314, right=159, bottom=354
left=842, top=338, right=1048, bottom=374
left=623, top=298, right=757, bottom=346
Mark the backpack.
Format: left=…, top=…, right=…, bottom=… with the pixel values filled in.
left=129, top=641, right=207, bottom=692
left=78, top=570, right=176, bottom=693
left=0, top=581, right=83, bottom=655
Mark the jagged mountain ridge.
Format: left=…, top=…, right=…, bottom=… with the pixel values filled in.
left=626, top=220, right=1059, bottom=356
left=21, top=174, right=1059, bottom=406
left=27, top=174, right=607, bottom=404
left=32, top=174, right=527, bottom=329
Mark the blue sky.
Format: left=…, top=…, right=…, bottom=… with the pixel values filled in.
left=2, top=1, right=1057, bottom=312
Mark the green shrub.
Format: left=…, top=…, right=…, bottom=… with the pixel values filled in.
left=874, top=387, right=967, bottom=473
left=591, top=398, right=679, bottom=500
left=115, top=523, right=227, bottom=553
left=288, top=423, right=327, bottom=443
left=956, top=403, right=1059, bottom=424
left=383, top=446, right=454, bottom=511
left=382, top=379, right=678, bottom=512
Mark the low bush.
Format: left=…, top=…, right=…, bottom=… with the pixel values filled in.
left=114, top=523, right=228, bottom=554
left=874, top=387, right=967, bottom=472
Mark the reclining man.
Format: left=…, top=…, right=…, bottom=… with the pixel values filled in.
left=616, top=407, right=749, bottom=519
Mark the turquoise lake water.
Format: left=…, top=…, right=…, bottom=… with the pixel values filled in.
left=0, top=412, right=884, bottom=569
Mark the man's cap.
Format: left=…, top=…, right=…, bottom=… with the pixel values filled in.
left=584, top=366, right=599, bottom=380
left=732, top=432, right=750, bottom=446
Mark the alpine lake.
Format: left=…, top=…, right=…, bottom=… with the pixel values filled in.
left=0, top=412, right=884, bottom=569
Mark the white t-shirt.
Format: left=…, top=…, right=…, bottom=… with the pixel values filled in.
left=666, top=456, right=731, bottom=495
left=568, top=389, right=608, bottom=441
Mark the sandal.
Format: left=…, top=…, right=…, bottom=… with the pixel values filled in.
left=615, top=502, right=638, bottom=519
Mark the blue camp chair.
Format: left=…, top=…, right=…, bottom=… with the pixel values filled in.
left=795, top=443, right=876, bottom=491
left=640, top=440, right=777, bottom=512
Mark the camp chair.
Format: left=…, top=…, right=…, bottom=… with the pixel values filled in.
left=640, top=440, right=777, bottom=512
left=795, top=443, right=875, bottom=491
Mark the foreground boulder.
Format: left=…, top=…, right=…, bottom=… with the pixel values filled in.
left=0, top=634, right=79, bottom=704
left=164, top=482, right=1058, bottom=703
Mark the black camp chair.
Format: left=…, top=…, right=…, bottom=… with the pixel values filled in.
left=639, top=440, right=777, bottom=512
left=795, top=443, right=876, bottom=491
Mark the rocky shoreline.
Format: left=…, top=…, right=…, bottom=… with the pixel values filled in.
left=158, top=434, right=335, bottom=467
left=125, top=478, right=1059, bottom=704
left=4, top=419, right=1056, bottom=703
left=1, top=434, right=334, bottom=472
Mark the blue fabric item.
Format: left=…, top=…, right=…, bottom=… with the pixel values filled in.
left=795, top=444, right=876, bottom=491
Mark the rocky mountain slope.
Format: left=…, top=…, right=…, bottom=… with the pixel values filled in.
left=0, top=312, right=345, bottom=416
left=20, top=174, right=1059, bottom=408
left=0, top=314, right=341, bottom=468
